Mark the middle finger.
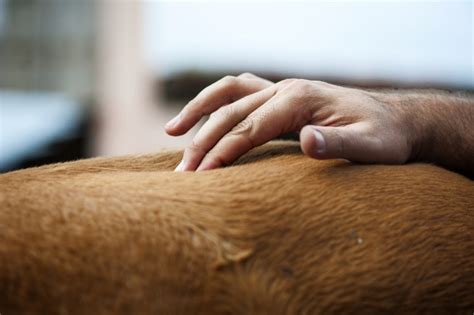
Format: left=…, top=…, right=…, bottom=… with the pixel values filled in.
left=177, top=86, right=277, bottom=171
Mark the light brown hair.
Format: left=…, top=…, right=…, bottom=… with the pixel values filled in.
left=1, top=141, right=473, bottom=314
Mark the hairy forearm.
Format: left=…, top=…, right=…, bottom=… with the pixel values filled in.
left=375, top=89, right=474, bottom=175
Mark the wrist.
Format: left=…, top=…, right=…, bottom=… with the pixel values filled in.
left=367, top=88, right=474, bottom=174
left=369, top=90, right=434, bottom=163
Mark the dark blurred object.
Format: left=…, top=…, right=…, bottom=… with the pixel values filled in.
left=7, top=114, right=91, bottom=173
left=0, top=112, right=91, bottom=173
left=157, top=70, right=465, bottom=104
left=159, top=71, right=289, bottom=103
left=0, top=91, right=91, bottom=173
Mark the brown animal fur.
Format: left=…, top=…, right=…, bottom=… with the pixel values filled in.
left=0, top=141, right=473, bottom=314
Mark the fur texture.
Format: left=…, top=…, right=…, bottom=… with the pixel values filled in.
left=0, top=141, right=473, bottom=314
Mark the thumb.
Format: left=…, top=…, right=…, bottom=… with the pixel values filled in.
left=300, top=124, right=386, bottom=163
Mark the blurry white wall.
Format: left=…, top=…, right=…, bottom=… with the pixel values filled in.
left=145, top=0, right=473, bottom=88
left=94, top=0, right=196, bottom=157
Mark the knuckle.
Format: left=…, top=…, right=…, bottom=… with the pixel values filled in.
left=277, top=79, right=315, bottom=105
left=226, top=119, right=256, bottom=148
left=228, top=119, right=253, bottom=138
left=209, top=105, right=235, bottom=121
left=278, top=79, right=314, bottom=98
left=291, top=79, right=313, bottom=93
left=311, top=80, right=329, bottom=87
left=278, top=78, right=297, bottom=87
left=221, top=75, right=238, bottom=88
left=186, top=139, right=207, bottom=156
left=238, top=72, right=255, bottom=79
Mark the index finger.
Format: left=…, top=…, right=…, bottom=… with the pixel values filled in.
left=165, top=75, right=271, bottom=136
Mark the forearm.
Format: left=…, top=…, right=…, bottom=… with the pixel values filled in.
left=375, top=89, right=474, bottom=175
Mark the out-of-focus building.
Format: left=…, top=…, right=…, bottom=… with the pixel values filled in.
left=0, top=0, right=95, bottom=99
left=0, top=0, right=95, bottom=171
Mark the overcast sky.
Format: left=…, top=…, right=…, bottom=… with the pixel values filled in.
left=144, top=1, right=473, bottom=88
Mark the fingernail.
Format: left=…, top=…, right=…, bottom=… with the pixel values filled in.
left=166, top=113, right=182, bottom=128
left=313, top=129, right=326, bottom=154
left=174, top=160, right=185, bottom=172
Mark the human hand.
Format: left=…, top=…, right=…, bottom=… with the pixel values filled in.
left=165, top=74, right=415, bottom=171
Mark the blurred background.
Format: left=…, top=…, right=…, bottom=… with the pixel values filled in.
left=0, top=0, right=472, bottom=172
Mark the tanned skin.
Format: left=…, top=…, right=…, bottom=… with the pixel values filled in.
left=372, top=89, right=474, bottom=175
left=165, top=73, right=474, bottom=176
